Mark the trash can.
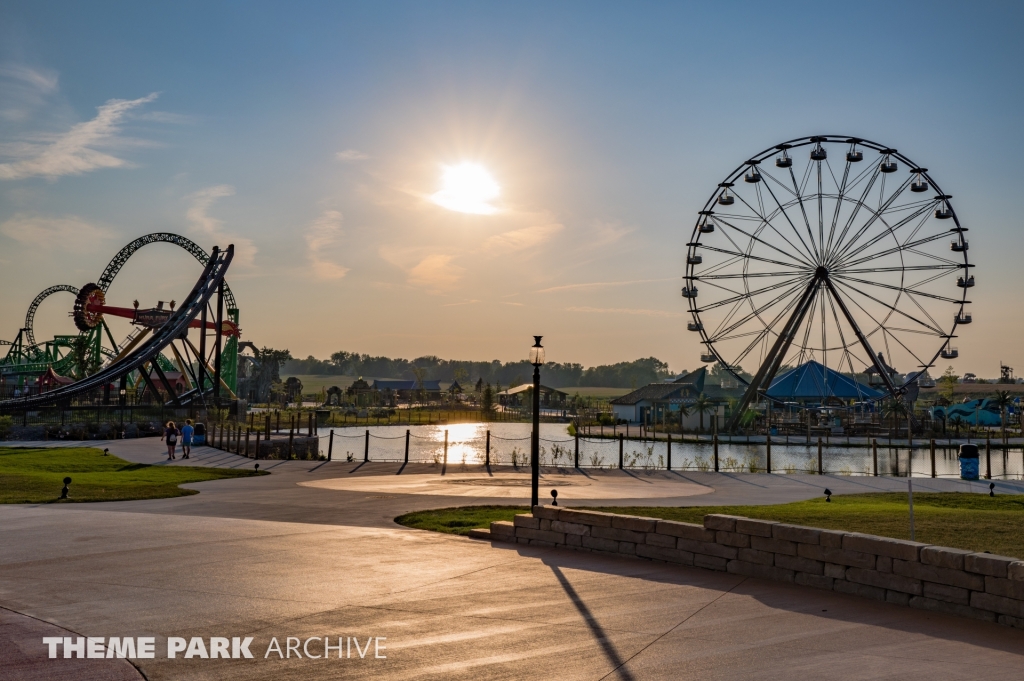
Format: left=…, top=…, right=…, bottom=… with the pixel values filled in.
left=958, top=444, right=979, bottom=480
left=193, top=422, right=206, bottom=446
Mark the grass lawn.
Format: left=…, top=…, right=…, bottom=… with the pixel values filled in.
left=394, top=493, right=1024, bottom=558
left=0, top=447, right=265, bottom=504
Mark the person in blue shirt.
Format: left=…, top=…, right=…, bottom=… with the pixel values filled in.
left=181, top=419, right=195, bottom=459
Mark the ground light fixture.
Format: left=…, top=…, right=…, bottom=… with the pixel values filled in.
left=824, top=488, right=832, bottom=503
left=550, top=489, right=558, bottom=506
left=530, top=336, right=544, bottom=508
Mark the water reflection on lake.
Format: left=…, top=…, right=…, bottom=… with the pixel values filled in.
left=317, top=423, right=1024, bottom=479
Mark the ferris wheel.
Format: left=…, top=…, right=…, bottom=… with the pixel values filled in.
left=683, top=135, right=973, bottom=426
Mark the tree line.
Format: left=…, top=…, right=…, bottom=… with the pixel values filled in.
left=279, top=351, right=677, bottom=389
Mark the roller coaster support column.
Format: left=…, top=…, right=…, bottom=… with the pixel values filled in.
left=198, top=294, right=207, bottom=394
left=213, top=280, right=224, bottom=403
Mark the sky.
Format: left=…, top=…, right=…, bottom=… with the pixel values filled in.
left=1, top=1, right=1022, bottom=378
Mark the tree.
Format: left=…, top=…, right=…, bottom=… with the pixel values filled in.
left=253, top=347, right=292, bottom=403
left=677, top=402, right=691, bottom=438
left=950, top=415, right=964, bottom=439
left=938, top=366, right=959, bottom=403
left=994, top=390, right=1013, bottom=443
left=694, top=394, right=714, bottom=433
left=69, top=333, right=101, bottom=380
left=481, top=383, right=494, bottom=415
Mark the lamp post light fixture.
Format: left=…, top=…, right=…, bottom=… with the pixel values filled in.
left=530, top=336, right=545, bottom=509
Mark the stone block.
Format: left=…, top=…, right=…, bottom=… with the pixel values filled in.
left=566, top=534, right=582, bottom=547
left=645, top=532, right=677, bottom=548
left=751, top=535, right=798, bottom=556
left=517, top=537, right=529, bottom=545
left=737, top=548, right=774, bottom=566
left=539, top=519, right=551, bottom=531
left=581, top=536, right=619, bottom=553
left=676, top=538, right=738, bottom=560
left=612, top=515, right=658, bottom=533
left=618, top=542, right=636, bottom=555
left=876, top=556, right=892, bottom=573
left=798, top=544, right=876, bottom=569
left=965, top=553, right=1017, bottom=578
left=734, top=518, right=777, bottom=537
left=845, top=567, right=922, bottom=595
left=636, top=543, right=695, bottom=565
left=795, top=572, right=834, bottom=590
left=923, top=582, right=970, bottom=606
left=920, top=546, right=973, bottom=571
left=842, top=533, right=927, bottom=561
left=910, top=596, right=997, bottom=622
left=694, top=554, right=728, bottom=571
left=773, top=524, right=820, bottom=544
left=969, top=592, right=1024, bottom=618
left=550, top=520, right=590, bottom=536
left=517, top=528, right=566, bottom=544
left=490, top=521, right=515, bottom=538
left=824, top=563, right=847, bottom=579
left=467, top=529, right=492, bottom=541
left=998, top=615, right=1024, bottom=629
left=818, top=529, right=846, bottom=548
left=532, top=505, right=561, bottom=520
left=513, top=514, right=539, bottom=530
left=1008, top=562, right=1024, bottom=582
left=655, top=520, right=716, bottom=542
left=715, top=531, right=751, bottom=548
left=558, top=508, right=614, bottom=527
left=727, top=560, right=795, bottom=582
left=775, top=554, right=824, bottom=575
left=592, top=526, right=647, bottom=544
left=985, top=576, right=1024, bottom=600
left=529, top=539, right=556, bottom=547
left=703, top=514, right=742, bottom=532
left=886, top=591, right=911, bottom=606
left=892, top=559, right=985, bottom=591
left=834, top=579, right=886, bottom=602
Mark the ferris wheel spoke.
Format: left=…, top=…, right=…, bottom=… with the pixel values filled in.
left=824, top=165, right=884, bottom=266
left=831, top=273, right=963, bottom=304
left=823, top=158, right=852, bottom=259
left=697, top=274, right=808, bottom=313
left=707, top=277, right=810, bottom=343
left=696, top=245, right=807, bottom=272
left=756, top=171, right=820, bottom=264
left=837, top=231, right=949, bottom=271
left=787, top=165, right=822, bottom=262
left=714, top=215, right=814, bottom=269
left=830, top=277, right=943, bottom=335
left=697, top=269, right=806, bottom=280
left=831, top=200, right=936, bottom=268
left=839, top=264, right=959, bottom=275
left=827, top=173, right=916, bottom=266
left=723, top=188, right=816, bottom=267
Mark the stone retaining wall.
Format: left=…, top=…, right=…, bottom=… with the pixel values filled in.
left=481, top=506, right=1024, bottom=630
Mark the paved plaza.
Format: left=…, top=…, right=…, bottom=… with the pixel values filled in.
left=1, top=439, right=1022, bottom=680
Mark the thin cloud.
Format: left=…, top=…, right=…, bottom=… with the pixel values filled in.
left=408, top=254, right=463, bottom=291
left=566, top=306, right=682, bottom=318
left=484, top=222, right=562, bottom=253
left=0, top=213, right=113, bottom=250
left=306, top=209, right=349, bottom=280
left=336, top=149, right=370, bottom=162
left=0, top=92, right=158, bottom=180
left=536, top=277, right=675, bottom=293
left=0, top=64, right=59, bottom=122
left=185, top=185, right=257, bottom=266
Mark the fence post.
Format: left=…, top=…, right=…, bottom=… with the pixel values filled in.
left=254, top=430, right=261, bottom=459
left=443, top=429, right=448, bottom=466
left=265, top=414, right=271, bottom=440
left=766, top=433, right=772, bottom=474
left=364, top=429, right=369, bottom=462
left=308, top=412, right=313, bottom=437
left=713, top=434, right=719, bottom=472
left=667, top=431, right=672, bottom=470
left=276, top=410, right=280, bottom=433
left=872, top=438, right=878, bottom=476
left=618, top=433, right=624, bottom=469
left=930, top=439, right=936, bottom=478
left=574, top=430, right=579, bottom=468
left=328, top=430, right=334, bottom=461
left=405, top=429, right=410, bottom=464
left=485, top=430, right=490, bottom=466
left=288, top=422, right=294, bottom=459
left=244, top=429, right=250, bottom=457
left=817, top=437, right=823, bottom=474
left=986, top=436, right=992, bottom=480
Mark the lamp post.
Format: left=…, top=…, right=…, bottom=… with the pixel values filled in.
left=529, top=336, right=545, bottom=509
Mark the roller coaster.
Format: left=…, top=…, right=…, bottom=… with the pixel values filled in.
left=0, top=234, right=240, bottom=413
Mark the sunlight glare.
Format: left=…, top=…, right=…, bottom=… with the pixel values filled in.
left=431, top=163, right=500, bottom=214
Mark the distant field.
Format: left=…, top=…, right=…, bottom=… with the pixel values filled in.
left=921, top=383, right=1024, bottom=397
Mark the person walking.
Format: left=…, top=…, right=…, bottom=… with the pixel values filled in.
left=181, top=419, right=194, bottom=459
left=165, top=421, right=179, bottom=460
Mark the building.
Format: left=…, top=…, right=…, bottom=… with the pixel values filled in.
left=370, top=379, right=443, bottom=401
left=496, top=384, right=568, bottom=409
left=609, top=368, right=734, bottom=427
left=765, top=361, right=882, bottom=404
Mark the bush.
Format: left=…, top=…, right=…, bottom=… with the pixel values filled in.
left=0, top=416, right=12, bottom=440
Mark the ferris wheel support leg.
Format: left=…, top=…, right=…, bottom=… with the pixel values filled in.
left=151, top=357, right=182, bottom=408
left=821, top=277, right=921, bottom=433
left=726, top=275, right=820, bottom=432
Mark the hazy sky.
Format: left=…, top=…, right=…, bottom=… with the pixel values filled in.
left=1, top=1, right=1022, bottom=377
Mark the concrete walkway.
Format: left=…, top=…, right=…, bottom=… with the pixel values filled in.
left=1, top=440, right=1022, bottom=679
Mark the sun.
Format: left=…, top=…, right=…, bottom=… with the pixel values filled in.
left=431, top=163, right=500, bottom=214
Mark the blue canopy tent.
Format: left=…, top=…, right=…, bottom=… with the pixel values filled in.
left=766, top=361, right=883, bottom=403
